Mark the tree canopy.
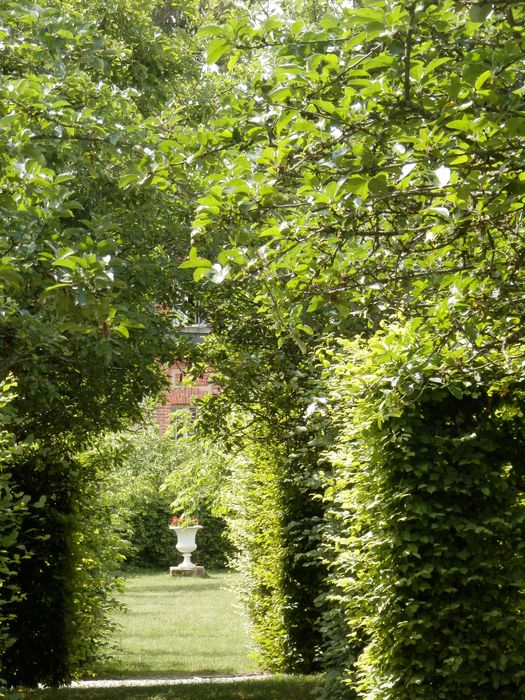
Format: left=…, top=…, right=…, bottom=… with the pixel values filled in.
left=183, top=0, right=525, bottom=385
left=178, top=1, right=525, bottom=696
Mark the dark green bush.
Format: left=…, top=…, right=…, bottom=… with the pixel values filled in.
left=0, top=472, right=29, bottom=688
left=124, top=490, right=232, bottom=571
left=2, top=443, right=123, bottom=687
left=191, top=511, right=232, bottom=570
left=0, top=382, right=33, bottom=689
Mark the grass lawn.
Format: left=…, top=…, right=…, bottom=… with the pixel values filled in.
left=91, top=570, right=260, bottom=679
left=7, top=571, right=325, bottom=699
left=21, top=676, right=322, bottom=699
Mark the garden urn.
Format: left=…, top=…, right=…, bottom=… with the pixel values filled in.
left=169, top=524, right=202, bottom=569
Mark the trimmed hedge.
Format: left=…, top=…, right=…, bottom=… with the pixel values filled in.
left=322, top=333, right=525, bottom=699
left=220, top=409, right=328, bottom=675
left=2, top=444, right=123, bottom=687
left=193, top=316, right=335, bottom=675
left=124, top=490, right=232, bottom=571
left=0, top=384, right=31, bottom=689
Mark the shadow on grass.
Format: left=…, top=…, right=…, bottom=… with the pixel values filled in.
left=92, top=664, right=248, bottom=680
left=126, top=582, right=224, bottom=594
left=22, top=676, right=323, bottom=700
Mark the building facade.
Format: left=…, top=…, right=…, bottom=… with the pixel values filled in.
left=155, top=323, right=216, bottom=432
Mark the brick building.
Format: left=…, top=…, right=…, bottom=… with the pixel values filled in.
left=155, top=323, right=216, bottom=432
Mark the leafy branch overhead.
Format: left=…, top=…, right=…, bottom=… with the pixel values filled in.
left=181, top=1, right=525, bottom=385
left=175, top=10, right=525, bottom=693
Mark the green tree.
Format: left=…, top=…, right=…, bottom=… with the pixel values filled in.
left=183, top=1, right=525, bottom=363
left=0, top=0, right=206, bottom=685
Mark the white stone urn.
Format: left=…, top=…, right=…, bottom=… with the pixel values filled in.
left=169, top=524, right=202, bottom=569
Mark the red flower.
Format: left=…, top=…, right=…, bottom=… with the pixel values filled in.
left=170, top=514, right=200, bottom=528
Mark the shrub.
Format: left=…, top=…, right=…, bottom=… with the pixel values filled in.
left=0, top=383, right=31, bottom=689
left=1, top=440, right=124, bottom=687
left=322, top=332, right=525, bottom=699
left=220, top=410, right=328, bottom=674
left=226, top=447, right=290, bottom=671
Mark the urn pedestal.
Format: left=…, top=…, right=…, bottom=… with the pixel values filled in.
left=169, top=525, right=205, bottom=577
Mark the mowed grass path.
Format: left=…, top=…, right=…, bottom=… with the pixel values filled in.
left=92, top=571, right=260, bottom=679
left=24, top=571, right=324, bottom=699
left=27, top=677, right=322, bottom=699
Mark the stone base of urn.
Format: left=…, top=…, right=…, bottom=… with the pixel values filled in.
left=170, top=565, right=206, bottom=577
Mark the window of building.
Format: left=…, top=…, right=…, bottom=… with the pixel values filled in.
left=169, top=405, right=198, bottom=437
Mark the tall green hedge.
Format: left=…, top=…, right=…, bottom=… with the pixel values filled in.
left=322, top=333, right=525, bottom=699
left=0, top=470, right=27, bottom=688
left=227, top=447, right=288, bottom=669
left=2, top=443, right=124, bottom=687
left=218, top=407, right=328, bottom=674
left=0, top=383, right=31, bottom=689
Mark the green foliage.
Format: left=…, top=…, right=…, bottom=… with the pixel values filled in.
left=0, top=0, right=184, bottom=439
left=183, top=0, right=525, bottom=369
left=2, top=438, right=125, bottom=687
left=108, top=416, right=233, bottom=571
left=0, top=382, right=31, bottom=689
left=0, top=0, right=195, bottom=686
left=227, top=446, right=290, bottom=671
left=67, top=447, right=128, bottom=676
left=322, top=331, right=525, bottom=699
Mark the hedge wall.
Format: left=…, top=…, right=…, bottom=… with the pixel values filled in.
left=0, top=383, right=31, bottom=690
left=321, top=333, right=525, bottom=699
left=2, top=442, right=123, bottom=687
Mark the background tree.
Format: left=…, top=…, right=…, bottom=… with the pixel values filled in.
left=105, top=411, right=233, bottom=571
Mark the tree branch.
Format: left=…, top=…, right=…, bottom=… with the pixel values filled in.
left=404, top=4, right=417, bottom=104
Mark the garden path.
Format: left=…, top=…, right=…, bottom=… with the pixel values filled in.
left=72, top=674, right=269, bottom=689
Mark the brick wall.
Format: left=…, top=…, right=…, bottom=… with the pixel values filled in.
left=155, top=362, right=217, bottom=432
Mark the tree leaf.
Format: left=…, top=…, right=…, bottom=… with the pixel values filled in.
left=207, top=38, right=230, bottom=64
